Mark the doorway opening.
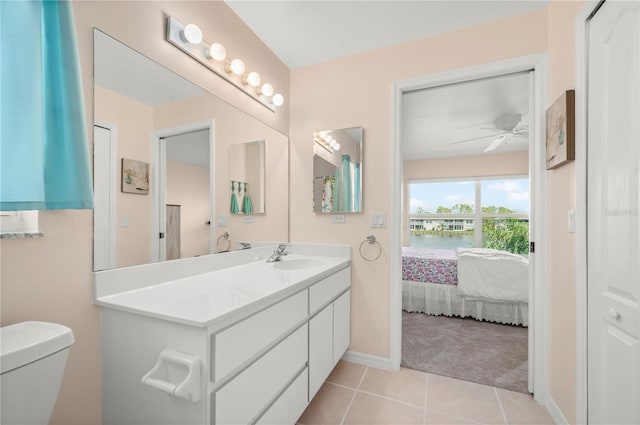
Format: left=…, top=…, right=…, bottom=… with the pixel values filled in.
left=151, top=120, right=216, bottom=263
left=390, top=53, right=548, bottom=402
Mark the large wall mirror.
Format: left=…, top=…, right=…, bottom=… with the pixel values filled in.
left=313, top=127, right=363, bottom=213
left=93, top=29, right=289, bottom=271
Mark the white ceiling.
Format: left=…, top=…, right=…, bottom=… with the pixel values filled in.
left=225, top=1, right=549, bottom=69
left=165, top=130, right=211, bottom=169
left=402, top=71, right=530, bottom=159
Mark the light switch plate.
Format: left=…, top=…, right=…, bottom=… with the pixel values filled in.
left=217, top=215, right=228, bottom=227
left=243, top=215, right=254, bottom=223
left=371, top=212, right=386, bottom=228
left=121, top=215, right=129, bottom=228
left=331, top=215, right=345, bottom=223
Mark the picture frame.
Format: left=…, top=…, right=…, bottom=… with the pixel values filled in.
left=121, top=158, right=149, bottom=194
left=546, top=90, right=575, bottom=170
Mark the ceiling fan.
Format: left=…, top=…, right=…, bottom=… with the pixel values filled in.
left=450, top=112, right=529, bottom=153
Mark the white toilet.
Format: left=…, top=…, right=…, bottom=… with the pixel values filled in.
left=0, top=321, right=75, bottom=425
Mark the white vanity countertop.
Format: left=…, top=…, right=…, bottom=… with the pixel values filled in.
left=96, top=254, right=350, bottom=328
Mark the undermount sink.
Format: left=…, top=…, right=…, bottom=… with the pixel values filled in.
left=271, top=259, right=325, bottom=270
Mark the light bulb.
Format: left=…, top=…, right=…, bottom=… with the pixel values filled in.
left=325, top=135, right=334, bottom=144
left=319, top=131, right=329, bottom=139
left=334, top=143, right=340, bottom=151
left=181, top=24, right=203, bottom=44
left=244, top=72, right=261, bottom=87
left=225, top=59, right=245, bottom=76
left=260, top=83, right=274, bottom=97
left=272, top=93, right=284, bottom=106
left=206, top=43, right=226, bottom=61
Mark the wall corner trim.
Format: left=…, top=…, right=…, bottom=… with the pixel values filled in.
left=546, top=394, right=571, bottom=425
left=342, top=351, right=392, bottom=371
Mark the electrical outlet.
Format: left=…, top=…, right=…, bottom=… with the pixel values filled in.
left=243, top=215, right=254, bottom=223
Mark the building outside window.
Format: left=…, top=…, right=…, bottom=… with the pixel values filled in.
left=408, top=177, right=529, bottom=254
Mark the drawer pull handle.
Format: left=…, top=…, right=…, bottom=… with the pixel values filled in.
left=608, top=308, right=621, bottom=321
left=142, top=349, right=202, bottom=402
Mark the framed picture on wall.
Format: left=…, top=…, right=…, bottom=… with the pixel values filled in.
left=546, top=90, right=575, bottom=170
left=121, top=158, right=149, bottom=194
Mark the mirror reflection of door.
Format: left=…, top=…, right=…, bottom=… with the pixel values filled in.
left=160, top=129, right=211, bottom=260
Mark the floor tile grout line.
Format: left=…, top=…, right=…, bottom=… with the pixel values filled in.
left=326, top=381, right=425, bottom=410
left=494, top=387, right=509, bottom=425
left=356, top=365, right=368, bottom=389
left=426, top=408, right=486, bottom=425
left=338, top=366, right=368, bottom=425
left=339, top=389, right=358, bottom=425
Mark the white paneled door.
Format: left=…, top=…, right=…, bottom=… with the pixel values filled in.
left=587, top=1, right=640, bottom=424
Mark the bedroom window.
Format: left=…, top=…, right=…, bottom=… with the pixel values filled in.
left=409, top=177, right=529, bottom=253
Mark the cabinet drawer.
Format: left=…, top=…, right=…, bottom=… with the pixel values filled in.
left=309, top=267, right=350, bottom=313
left=256, top=367, right=308, bottom=425
left=214, top=290, right=307, bottom=381
left=214, top=325, right=308, bottom=425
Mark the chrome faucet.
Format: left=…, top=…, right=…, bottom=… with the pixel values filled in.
left=266, top=244, right=289, bottom=262
left=239, top=242, right=252, bottom=250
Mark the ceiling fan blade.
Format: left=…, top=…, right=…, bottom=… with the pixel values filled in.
left=484, top=135, right=506, bottom=152
left=449, top=131, right=508, bottom=145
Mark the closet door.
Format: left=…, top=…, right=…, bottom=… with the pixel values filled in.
left=587, top=2, right=640, bottom=423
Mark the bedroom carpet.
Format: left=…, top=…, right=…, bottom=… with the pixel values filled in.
left=401, top=311, right=529, bottom=394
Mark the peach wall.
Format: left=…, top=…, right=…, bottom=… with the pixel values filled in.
left=95, top=86, right=154, bottom=268
left=166, top=160, right=210, bottom=258
left=0, top=2, right=289, bottom=424
left=402, top=151, right=529, bottom=245
left=547, top=1, right=584, bottom=423
left=290, top=10, right=548, bottom=359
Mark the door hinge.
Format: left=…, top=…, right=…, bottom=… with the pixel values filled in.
left=159, top=232, right=165, bottom=239
left=530, top=241, right=535, bottom=253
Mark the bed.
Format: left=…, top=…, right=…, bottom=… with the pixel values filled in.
left=402, top=247, right=529, bottom=326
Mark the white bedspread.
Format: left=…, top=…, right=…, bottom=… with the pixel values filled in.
left=456, top=248, right=529, bottom=302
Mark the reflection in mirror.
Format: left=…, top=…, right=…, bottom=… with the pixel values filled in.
left=93, top=29, right=289, bottom=271
left=229, top=141, right=265, bottom=215
left=313, top=127, right=363, bottom=213
left=164, top=129, right=211, bottom=259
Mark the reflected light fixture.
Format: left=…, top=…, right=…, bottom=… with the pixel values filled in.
left=272, top=93, right=284, bottom=107
left=314, top=131, right=340, bottom=153
left=166, top=17, right=284, bottom=111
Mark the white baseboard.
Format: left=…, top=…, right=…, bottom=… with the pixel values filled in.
left=546, top=395, right=569, bottom=425
left=342, top=350, right=392, bottom=370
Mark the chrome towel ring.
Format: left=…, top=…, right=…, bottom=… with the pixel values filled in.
left=359, top=234, right=381, bottom=262
left=216, top=232, right=231, bottom=252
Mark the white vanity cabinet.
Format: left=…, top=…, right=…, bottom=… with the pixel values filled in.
left=100, top=262, right=351, bottom=425
left=308, top=268, right=351, bottom=399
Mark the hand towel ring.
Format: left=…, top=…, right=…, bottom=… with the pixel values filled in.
left=359, top=234, right=381, bottom=262
left=216, top=232, right=231, bottom=252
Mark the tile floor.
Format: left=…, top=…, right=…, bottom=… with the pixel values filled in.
left=298, top=361, right=554, bottom=425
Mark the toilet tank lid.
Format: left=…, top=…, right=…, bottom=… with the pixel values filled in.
left=1, top=321, right=75, bottom=374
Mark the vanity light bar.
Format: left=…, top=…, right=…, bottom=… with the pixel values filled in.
left=166, top=17, right=284, bottom=112
left=314, top=132, right=340, bottom=153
